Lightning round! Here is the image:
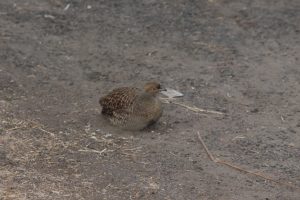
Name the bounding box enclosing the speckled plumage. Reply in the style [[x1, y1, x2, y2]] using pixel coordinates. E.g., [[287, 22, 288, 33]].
[[99, 82, 163, 130]]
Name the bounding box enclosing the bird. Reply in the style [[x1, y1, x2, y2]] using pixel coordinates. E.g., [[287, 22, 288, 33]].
[[99, 82, 164, 130]]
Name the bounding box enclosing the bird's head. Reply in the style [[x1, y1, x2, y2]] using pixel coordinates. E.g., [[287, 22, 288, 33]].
[[144, 82, 165, 95]]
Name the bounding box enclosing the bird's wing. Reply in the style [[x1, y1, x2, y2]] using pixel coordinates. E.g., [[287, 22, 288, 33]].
[[99, 87, 138, 115]]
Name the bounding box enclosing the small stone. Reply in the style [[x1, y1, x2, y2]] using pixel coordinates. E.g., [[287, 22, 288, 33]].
[[250, 108, 259, 113]]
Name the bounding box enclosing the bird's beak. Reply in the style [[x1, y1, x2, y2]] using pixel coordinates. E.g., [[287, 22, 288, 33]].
[[159, 87, 167, 92]]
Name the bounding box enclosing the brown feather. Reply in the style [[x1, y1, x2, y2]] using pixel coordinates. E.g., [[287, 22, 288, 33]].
[[99, 87, 138, 115], [99, 82, 163, 130]]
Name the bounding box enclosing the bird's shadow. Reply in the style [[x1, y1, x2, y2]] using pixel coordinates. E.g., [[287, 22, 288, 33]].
[[93, 113, 166, 137]]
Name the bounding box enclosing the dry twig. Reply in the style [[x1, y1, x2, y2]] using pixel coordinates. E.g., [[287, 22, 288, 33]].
[[161, 98, 224, 115], [35, 126, 56, 137], [196, 131, 300, 190], [78, 148, 112, 155]]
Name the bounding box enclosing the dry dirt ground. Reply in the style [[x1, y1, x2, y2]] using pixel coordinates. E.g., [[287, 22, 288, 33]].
[[0, 0, 300, 199]]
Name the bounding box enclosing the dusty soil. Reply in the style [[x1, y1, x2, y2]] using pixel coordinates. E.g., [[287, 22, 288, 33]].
[[1, 0, 300, 199]]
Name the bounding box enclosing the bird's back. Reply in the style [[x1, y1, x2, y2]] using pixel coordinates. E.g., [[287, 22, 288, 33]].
[[99, 87, 139, 115]]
